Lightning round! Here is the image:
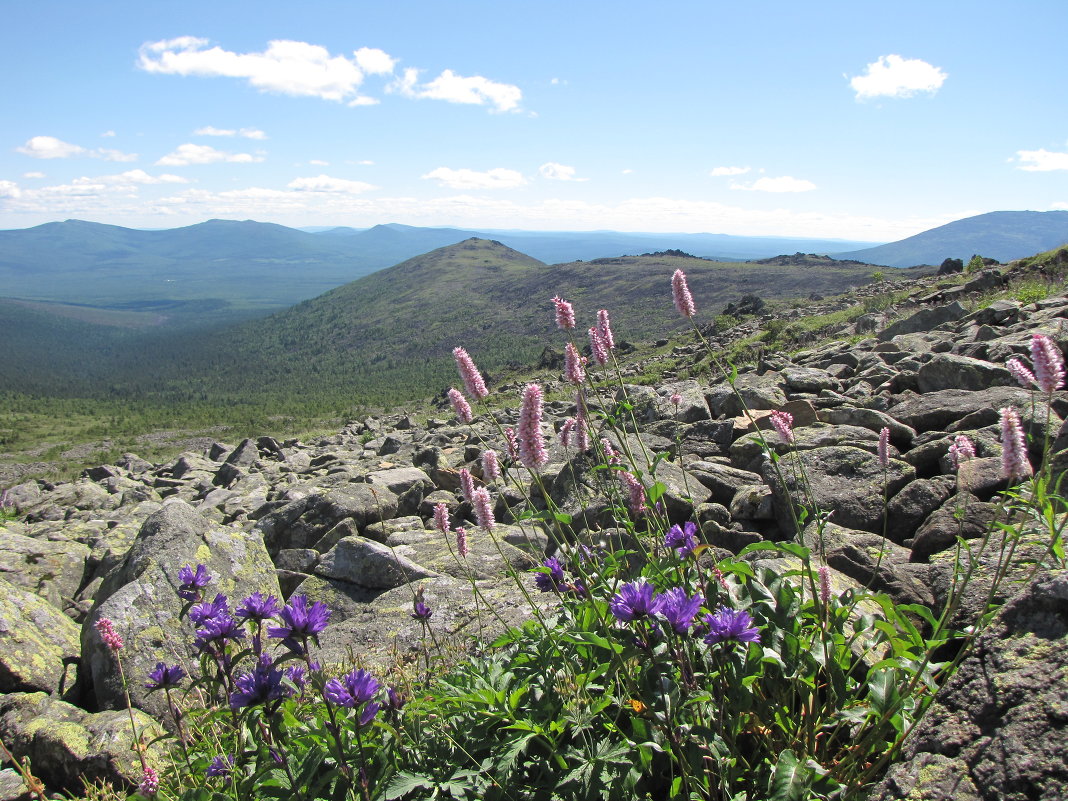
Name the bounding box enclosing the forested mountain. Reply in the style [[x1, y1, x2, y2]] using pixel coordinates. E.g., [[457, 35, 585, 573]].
[[835, 210, 1068, 267]]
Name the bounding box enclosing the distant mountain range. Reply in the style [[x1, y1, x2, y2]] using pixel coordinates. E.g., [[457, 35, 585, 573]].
[[0, 219, 876, 320], [836, 210, 1068, 267]]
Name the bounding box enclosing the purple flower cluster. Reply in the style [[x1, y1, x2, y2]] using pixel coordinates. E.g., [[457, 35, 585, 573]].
[[703, 607, 761, 646], [230, 654, 293, 709], [145, 662, 186, 692], [531, 556, 585, 596], [664, 521, 699, 558], [268, 594, 331, 653], [324, 668, 381, 727], [178, 563, 211, 601]]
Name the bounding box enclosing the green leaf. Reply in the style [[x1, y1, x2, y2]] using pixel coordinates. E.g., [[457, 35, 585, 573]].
[[382, 771, 435, 799], [647, 481, 669, 504], [769, 749, 812, 801]]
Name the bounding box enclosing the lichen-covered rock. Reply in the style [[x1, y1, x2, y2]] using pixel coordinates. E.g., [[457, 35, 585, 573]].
[[0, 530, 90, 610], [869, 570, 1068, 801], [0, 579, 81, 694], [84, 500, 280, 717], [384, 526, 536, 580], [0, 692, 165, 792], [315, 535, 439, 588]]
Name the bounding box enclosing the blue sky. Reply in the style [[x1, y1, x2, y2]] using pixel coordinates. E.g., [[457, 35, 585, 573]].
[[2, 0, 1066, 241]]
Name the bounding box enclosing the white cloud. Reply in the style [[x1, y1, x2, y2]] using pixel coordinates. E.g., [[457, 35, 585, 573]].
[[97, 169, 189, 185], [394, 67, 522, 112], [621, 168, 633, 175], [308, 159, 330, 166], [731, 176, 817, 193], [1015, 149, 1068, 172], [101, 130, 116, 138], [156, 143, 264, 166], [539, 162, 586, 181], [139, 37, 379, 103], [850, 54, 946, 100], [16, 136, 86, 159], [22, 171, 45, 179], [1052, 202, 1068, 210], [421, 167, 526, 189], [354, 47, 395, 75], [710, 166, 750, 177], [287, 175, 377, 193], [0, 180, 21, 199], [15, 135, 137, 162], [194, 126, 268, 139]]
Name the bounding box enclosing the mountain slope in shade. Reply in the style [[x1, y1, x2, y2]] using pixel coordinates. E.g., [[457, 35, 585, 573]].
[[835, 210, 1068, 268]]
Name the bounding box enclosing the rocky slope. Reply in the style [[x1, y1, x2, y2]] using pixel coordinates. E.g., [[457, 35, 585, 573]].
[[0, 262, 1066, 797]]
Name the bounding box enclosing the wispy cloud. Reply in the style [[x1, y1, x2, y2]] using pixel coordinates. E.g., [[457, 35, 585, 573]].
[[16, 135, 137, 162], [849, 55, 946, 100], [710, 166, 750, 177], [287, 175, 377, 193], [1014, 148, 1068, 172], [394, 68, 522, 113], [539, 162, 585, 181], [730, 176, 817, 193], [421, 167, 526, 189], [22, 172, 45, 179], [156, 143, 264, 166], [194, 126, 268, 140]]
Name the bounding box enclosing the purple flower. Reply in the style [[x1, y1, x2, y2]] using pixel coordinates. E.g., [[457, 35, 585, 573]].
[[518, 383, 549, 469], [878, 427, 891, 468], [1031, 333, 1066, 394], [230, 654, 289, 709], [770, 410, 794, 444], [236, 592, 280, 623], [359, 702, 382, 727], [658, 587, 704, 634], [672, 269, 696, 319], [448, 387, 473, 424], [411, 600, 432, 621], [472, 486, 495, 532], [387, 686, 406, 711], [323, 667, 380, 709], [205, 754, 234, 781], [188, 593, 231, 626], [610, 581, 663, 622], [551, 295, 576, 330], [564, 342, 586, 385], [268, 595, 331, 651], [285, 664, 309, 694], [145, 662, 186, 691], [177, 563, 211, 601], [999, 406, 1032, 480], [703, 607, 761, 646], [664, 521, 699, 558], [453, 347, 489, 400], [195, 614, 245, 649], [533, 557, 565, 593]]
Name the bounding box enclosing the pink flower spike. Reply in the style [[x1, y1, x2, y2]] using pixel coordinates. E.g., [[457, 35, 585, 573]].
[[589, 326, 609, 366], [670, 393, 683, 407], [878, 427, 890, 468], [481, 449, 501, 482], [433, 502, 450, 534], [671, 269, 696, 319], [139, 766, 160, 797], [1031, 334, 1065, 394], [564, 342, 586, 385], [559, 418, 575, 448], [619, 471, 647, 517], [1006, 357, 1036, 389], [948, 434, 976, 470], [456, 527, 469, 558], [597, 309, 615, 350], [551, 296, 576, 330], [95, 617, 124, 651], [447, 387, 473, 424], [818, 565, 832, 607], [459, 468, 476, 503], [518, 384, 549, 470], [574, 413, 590, 452], [769, 410, 794, 444], [601, 438, 620, 464], [999, 407, 1032, 480], [472, 487, 495, 532], [504, 427, 520, 461], [452, 347, 489, 400]]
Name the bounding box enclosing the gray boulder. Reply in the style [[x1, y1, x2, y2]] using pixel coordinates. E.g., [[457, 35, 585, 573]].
[[0, 579, 81, 694], [315, 535, 438, 589]]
